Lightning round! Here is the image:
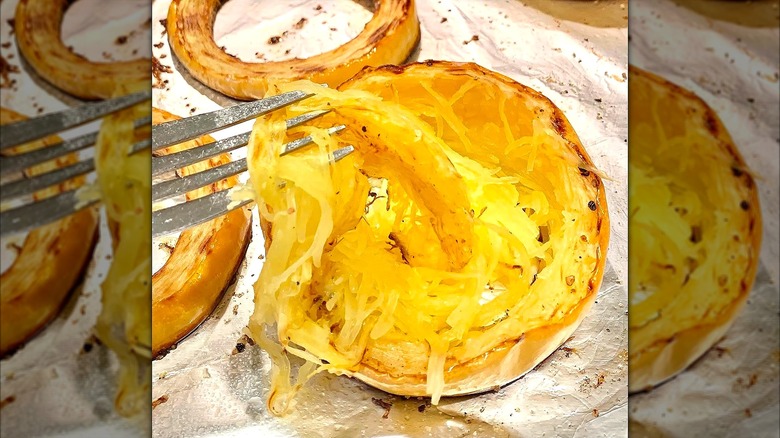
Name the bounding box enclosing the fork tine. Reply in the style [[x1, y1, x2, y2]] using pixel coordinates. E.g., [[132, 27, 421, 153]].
[[153, 189, 250, 238], [0, 116, 151, 177], [0, 189, 99, 237], [0, 91, 151, 150], [281, 125, 345, 156], [152, 145, 356, 237], [1, 119, 151, 201], [152, 124, 346, 203], [153, 158, 246, 203], [284, 109, 331, 129], [331, 145, 355, 162], [129, 137, 152, 154], [151, 90, 314, 151], [1, 158, 94, 200], [151, 109, 331, 177], [153, 132, 250, 177]]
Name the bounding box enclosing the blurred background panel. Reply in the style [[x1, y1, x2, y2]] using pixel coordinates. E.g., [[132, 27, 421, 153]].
[[520, 0, 628, 28], [628, 0, 779, 436], [0, 0, 151, 436]]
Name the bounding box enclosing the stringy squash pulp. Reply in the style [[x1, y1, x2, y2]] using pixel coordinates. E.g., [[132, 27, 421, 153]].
[[93, 101, 152, 417], [245, 62, 609, 414]]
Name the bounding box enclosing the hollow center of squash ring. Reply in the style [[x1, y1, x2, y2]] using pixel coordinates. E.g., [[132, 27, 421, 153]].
[[0, 233, 25, 275], [60, 0, 151, 63], [213, 0, 374, 63]]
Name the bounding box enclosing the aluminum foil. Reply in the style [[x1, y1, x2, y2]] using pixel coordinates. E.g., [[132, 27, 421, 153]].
[[0, 1, 150, 436], [150, 1, 629, 437], [628, 1, 780, 436]]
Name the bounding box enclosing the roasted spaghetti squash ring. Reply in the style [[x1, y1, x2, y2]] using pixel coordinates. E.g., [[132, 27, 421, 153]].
[[166, 0, 420, 100], [246, 61, 609, 413], [0, 107, 98, 357], [628, 66, 762, 393], [14, 0, 148, 99], [151, 108, 252, 358]]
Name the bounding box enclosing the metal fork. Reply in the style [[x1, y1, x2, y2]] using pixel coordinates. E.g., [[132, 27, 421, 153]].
[[0, 91, 152, 237], [150, 90, 354, 238]]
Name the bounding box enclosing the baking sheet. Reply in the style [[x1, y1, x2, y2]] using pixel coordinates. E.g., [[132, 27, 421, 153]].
[[628, 1, 780, 436], [0, 0, 150, 436], [150, 1, 629, 437]]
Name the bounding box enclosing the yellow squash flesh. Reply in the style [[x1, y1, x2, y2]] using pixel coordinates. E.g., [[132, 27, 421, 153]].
[[92, 101, 152, 417]]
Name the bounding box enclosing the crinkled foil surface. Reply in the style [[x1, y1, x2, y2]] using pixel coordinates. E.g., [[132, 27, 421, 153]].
[[150, 1, 629, 437], [628, 1, 780, 437], [0, 1, 150, 437]]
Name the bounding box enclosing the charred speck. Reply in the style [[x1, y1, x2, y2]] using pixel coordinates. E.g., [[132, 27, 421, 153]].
[[740, 200, 750, 210], [268, 36, 281, 44], [294, 17, 308, 30], [732, 166, 743, 177], [236, 342, 246, 353], [690, 226, 702, 243], [152, 395, 169, 409], [361, 126, 367, 132], [588, 200, 597, 211], [579, 168, 590, 176], [463, 35, 479, 45], [83, 342, 93, 353], [371, 397, 393, 419]]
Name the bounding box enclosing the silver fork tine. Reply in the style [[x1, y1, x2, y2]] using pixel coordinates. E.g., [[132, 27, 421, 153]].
[[284, 109, 332, 129], [152, 145, 355, 237], [152, 109, 331, 177], [281, 125, 345, 156], [1, 131, 151, 202], [153, 190, 250, 238], [153, 132, 249, 177], [153, 159, 245, 203], [152, 124, 346, 203], [1, 116, 151, 177], [151, 90, 313, 151], [2, 159, 94, 199], [0, 189, 99, 236], [0, 90, 151, 149]]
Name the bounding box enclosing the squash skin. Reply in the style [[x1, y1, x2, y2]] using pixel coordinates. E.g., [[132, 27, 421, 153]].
[[166, 0, 420, 100], [14, 0, 148, 99], [0, 107, 98, 357], [151, 108, 252, 358]]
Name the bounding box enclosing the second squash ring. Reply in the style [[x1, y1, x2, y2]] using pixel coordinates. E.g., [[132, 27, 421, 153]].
[[166, 0, 420, 100]]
